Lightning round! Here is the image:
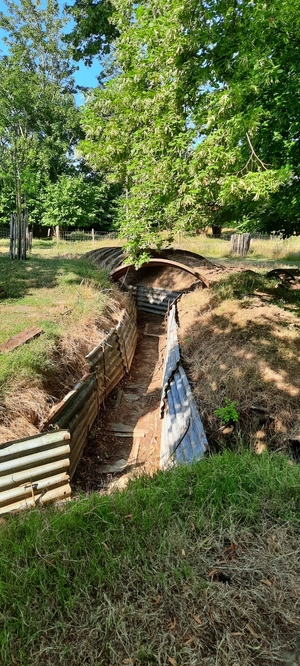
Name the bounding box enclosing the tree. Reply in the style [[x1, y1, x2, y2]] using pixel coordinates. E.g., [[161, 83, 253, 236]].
[[41, 173, 119, 229], [79, 0, 300, 259], [65, 0, 118, 67], [0, 0, 81, 228]]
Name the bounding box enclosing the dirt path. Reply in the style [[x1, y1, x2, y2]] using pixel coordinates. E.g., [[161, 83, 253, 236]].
[[72, 314, 166, 493]]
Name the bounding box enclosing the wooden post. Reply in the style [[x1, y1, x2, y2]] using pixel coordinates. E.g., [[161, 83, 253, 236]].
[[9, 213, 13, 259], [16, 175, 22, 260], [55, 225, 60, 244], [230, 233, 251, 256], [92, 228, 95, 246], [27, 230, 33, 253]]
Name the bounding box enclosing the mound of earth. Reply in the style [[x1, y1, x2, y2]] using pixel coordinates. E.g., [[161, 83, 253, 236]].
[[177, 275, 300, 454]]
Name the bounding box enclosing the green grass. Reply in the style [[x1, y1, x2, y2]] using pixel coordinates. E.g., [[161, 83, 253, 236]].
[[212, 271, 300, 317], [0, 450, 299, 665], [0, 250, 111, 399]]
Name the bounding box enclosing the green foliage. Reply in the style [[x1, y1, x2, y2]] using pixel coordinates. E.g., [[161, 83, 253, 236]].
[[0, 0, 81, 225], [79, 0, 300, 259], [65, 0, 118, 66], [214, 398, 239, 425], [41, 174, 116, 228]]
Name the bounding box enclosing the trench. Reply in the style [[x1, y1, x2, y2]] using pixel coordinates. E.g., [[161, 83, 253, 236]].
[[72, 314, 167, 493], [0, 253, 211, 515]]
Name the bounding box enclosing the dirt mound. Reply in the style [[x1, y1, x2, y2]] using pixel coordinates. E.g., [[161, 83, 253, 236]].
[[177, 277, 300, 453]]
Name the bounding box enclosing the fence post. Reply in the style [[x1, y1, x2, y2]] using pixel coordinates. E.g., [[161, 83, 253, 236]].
[[55, 225, 60, 244], [230, 233, 251, 256], [9, 214, 14, 259], [92, 228, 95, 246]]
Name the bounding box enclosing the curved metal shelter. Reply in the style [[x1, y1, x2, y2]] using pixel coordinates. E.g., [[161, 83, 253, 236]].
[[110, 257, 202, 282], [85, 246, 217, 276]]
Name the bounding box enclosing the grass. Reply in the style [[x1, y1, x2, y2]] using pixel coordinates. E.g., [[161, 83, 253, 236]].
[[179, 232, 300, 268], [0, 253, 110, 393], [0, 234, 300, 664], [178, 269, 300, 453], [0, 238, 126, 442], [0, 450, 299, 665]]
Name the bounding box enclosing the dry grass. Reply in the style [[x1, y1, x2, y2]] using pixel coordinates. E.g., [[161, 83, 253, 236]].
[[0, 239, 129, 443], [177, 273, 300, 452], [1, 452, 300, 666], [179, 233, 300, 268], [29, 525, 300, 666]]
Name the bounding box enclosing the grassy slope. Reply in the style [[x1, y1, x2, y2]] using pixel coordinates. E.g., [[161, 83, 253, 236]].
[[0, 237, 126, 443], [0, 239, 119, 400], [0, 451, 299, 665]]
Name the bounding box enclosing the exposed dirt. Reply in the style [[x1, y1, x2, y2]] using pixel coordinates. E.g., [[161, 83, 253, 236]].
[[0, 288, 130, 444], [125, 264, 198, 290], [177, 281, 300, 453], [72, 314, 166, 493], [121, 249, 229, 291]]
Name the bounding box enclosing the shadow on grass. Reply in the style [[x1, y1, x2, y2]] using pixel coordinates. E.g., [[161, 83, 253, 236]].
[[0, 253, 109, 300], [180, 272, 300, 453]]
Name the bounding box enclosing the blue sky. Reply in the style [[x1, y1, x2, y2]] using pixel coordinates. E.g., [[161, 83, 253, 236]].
[[0, 0, 100, 104]]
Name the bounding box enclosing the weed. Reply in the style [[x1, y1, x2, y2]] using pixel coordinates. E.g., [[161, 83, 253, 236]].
[[214, 398, 239, 424]]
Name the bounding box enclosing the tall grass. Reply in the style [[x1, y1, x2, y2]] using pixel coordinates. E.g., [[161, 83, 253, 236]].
[[180, 233, 300, 266]]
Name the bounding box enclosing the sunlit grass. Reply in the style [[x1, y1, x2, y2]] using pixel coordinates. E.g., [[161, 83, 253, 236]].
[[179, 232, 300, 267], [0, 451, 299, 665], [0, 249, 111, 399]]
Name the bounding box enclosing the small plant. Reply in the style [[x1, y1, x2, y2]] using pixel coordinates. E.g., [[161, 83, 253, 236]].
[[214, 398, 239, 424]]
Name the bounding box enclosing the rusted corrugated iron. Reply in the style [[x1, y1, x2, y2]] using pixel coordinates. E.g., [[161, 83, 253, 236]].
[[86, 328, 116, 369], [111, 257, 202, 283], [54, 299, 137, 479], [136, 285, 183, 315], [0, 294, 139, 513], [0, 430, 71, 514], [160, 304, 208, 468], [45, 374, 97, 430]]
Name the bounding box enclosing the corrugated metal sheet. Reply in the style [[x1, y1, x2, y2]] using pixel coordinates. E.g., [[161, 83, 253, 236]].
[[136, 285, 182, 315], [49, 298, 138, 480], [0, 430, 71, 514], [161, 303, 180, 405], [85, 247, 126, 271], [160, 304, 208, 468], [86, 328, 116, 368], [110, 257, 201, 282], [46, 374, 97, 430]]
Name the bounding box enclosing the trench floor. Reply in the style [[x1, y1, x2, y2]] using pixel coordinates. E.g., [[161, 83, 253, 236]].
[[72, 314, 166, 494]]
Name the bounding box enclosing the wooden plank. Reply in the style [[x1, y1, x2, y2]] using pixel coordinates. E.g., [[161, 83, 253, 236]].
[[0, 327, 43, 353], [110, 424, 142, 433]]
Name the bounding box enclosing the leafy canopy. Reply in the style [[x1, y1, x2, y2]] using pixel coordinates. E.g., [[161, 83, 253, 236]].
[[79, 0, 300, 258]]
